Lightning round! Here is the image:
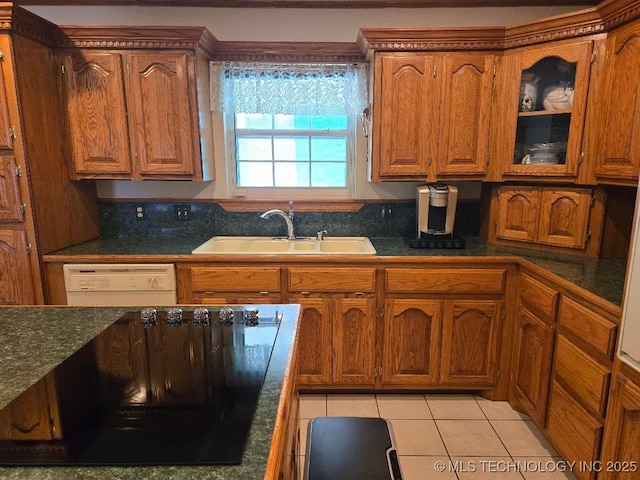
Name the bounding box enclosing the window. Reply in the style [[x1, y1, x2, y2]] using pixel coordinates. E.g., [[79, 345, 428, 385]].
[[211, 62, 367, 194], [235, 113, 349, 188]]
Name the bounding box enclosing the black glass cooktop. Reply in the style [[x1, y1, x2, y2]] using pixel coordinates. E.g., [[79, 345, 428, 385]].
[[0, 307, 280, 466]]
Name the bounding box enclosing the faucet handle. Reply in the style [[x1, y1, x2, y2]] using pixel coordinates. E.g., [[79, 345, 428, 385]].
[[288, 201, 294, 219], [316, 229, 327, 241]]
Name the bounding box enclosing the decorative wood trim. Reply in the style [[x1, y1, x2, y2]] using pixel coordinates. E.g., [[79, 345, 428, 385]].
[[211, 41, 365, 62], [0, 3, 62, 45], [57, 26, 218, 55], [358, 0, 640, 54]]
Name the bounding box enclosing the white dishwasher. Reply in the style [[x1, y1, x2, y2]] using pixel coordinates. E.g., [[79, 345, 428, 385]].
[[63, 263, 177, 306]]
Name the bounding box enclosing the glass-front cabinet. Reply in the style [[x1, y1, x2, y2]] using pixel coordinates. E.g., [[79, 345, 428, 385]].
[[502, 39, 593, 178]]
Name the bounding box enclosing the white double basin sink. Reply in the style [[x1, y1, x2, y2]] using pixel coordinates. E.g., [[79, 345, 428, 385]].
[[191, 236, 376, 255]]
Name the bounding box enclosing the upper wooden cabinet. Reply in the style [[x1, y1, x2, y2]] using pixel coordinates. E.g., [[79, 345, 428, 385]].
[[489, 184, 605, 256], [59, 27, 216, 181], [370, 52, 495, 181], [593, 20, 640, 184], [498, 39, 593, 180]]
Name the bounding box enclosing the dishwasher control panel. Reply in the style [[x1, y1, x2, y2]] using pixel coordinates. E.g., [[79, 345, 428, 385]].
[[63, 264, 177, 306]]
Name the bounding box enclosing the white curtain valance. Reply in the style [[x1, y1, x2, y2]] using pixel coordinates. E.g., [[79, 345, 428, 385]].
[[210, 61, 368, 116]]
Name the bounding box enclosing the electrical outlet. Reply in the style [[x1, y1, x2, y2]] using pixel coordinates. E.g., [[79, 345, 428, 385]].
[[174, 205, 191, 221], [380, 204, 395, 218], [135, 205, 145, 220]]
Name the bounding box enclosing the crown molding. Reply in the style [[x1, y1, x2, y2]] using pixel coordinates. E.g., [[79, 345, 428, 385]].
[[358, 0, 640, 55], [211, 41, 365, 62]]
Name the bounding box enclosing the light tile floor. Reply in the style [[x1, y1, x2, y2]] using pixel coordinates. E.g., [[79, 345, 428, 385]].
[[299, 393, 578, 480]]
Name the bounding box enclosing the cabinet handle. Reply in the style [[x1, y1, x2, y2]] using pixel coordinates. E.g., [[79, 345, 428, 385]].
[[14, 165, 21, 177], [428, 155, 432, 167], [9, 126, 16, 140], [301, 291, 311, 296], [354, 291, 364, 297], [20, 203, 27, 215], [259, 291, 269, 296], [433, 65, 437, 78], [26, 243, 32, 256]]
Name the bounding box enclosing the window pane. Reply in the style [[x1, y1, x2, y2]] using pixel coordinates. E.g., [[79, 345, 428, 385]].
[[274, 114, 311, 130], [238, 161, 273, 187], [311, 115, 348, 130], [312, 162, 346, 187], [236, 114, 272, 129], [274, 137, 309, 161], [237, 137, 273, 161], [311, 137, 347, 161], [274, 162, 309, 187]]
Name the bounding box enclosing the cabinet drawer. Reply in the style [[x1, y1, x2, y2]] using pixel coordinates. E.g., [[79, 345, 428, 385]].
[[288, 267, 375, 292], [385, 268, 505, 294], [558, 297, 617, 358], [519, 273, 558, 323], [190, 267, 280, 292], [553, 335, 610, 417], [545, 381, 603, 480]]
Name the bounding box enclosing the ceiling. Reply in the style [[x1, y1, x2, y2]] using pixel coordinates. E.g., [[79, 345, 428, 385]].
[[15, 0, 599, 7]]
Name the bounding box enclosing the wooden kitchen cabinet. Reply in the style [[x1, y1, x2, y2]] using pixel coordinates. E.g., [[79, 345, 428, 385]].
[[288, 267, 377, 388], [593, 19, 640, 184], [491, 185, 602, 255], [179, 265, 282, 305], [382, 267, 506, 389], [370, 52, 494, 181], [499, 38, 593, 179], [382, 298, 442, 387], [371, 53, 438, 181], [440, 300, 502, 386], [0, 156, 23, 222], [0, 229, 36, 304], [0, 8, 100, 305], [544, 296, 617, 480], [436, 53, 495, 177], [510, 273, 558, 427], [599, 370, 640, 480], [60, 27, 215, 181]]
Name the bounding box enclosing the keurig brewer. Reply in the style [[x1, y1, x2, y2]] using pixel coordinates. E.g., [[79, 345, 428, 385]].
[[411, 183, 465, 249]]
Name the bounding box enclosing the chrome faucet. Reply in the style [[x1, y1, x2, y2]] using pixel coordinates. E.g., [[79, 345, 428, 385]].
[[260, 201, 296, 240]]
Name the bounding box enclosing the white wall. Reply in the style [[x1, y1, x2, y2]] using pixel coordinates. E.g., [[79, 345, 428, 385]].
[[29, 5, 582, 201]]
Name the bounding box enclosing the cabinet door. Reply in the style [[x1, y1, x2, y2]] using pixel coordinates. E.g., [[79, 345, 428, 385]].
[[372, 53, 439, 180], [0, 156, 22, 222], [440, 300, 501, 386], [0, 229, 35, 304], [505, 40, 592, 177], [437, 54, 494, 176], [295, 297, 332, 386], [0, 52, 13, 150], [538, 187, 591, 249], [332, 297, 376, 386], [382, 298, 441, 386], [127, 52, 197, 179], [599, 373, 640, 480], [595, 21, 640, 182], [62, 51, 132, 176], [512, 305, 555, 427], [496, 186, 541, 243]]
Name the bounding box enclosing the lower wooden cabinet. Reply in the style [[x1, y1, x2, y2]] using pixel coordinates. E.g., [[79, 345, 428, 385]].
[[0, 229, 36, 305], [295, 295, 376, 388], [599, 371, 640, 480], [440, 300, 502, 386], [382, 298, 441, 387], [381, 298, 502, 388], [511, 305, 555, 426]]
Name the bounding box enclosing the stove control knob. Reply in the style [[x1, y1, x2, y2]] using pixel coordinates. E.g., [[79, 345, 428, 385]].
[[167, 307, 183, 327], [140, 307, 157, 328], [193, 307, 210, 327]]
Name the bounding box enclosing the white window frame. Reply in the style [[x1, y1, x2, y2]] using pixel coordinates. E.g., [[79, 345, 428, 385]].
[[224, 113, 357, 200]]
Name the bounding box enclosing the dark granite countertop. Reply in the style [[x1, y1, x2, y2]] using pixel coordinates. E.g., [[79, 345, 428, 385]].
[[0, 304, 300, 480], [43, 236, 628, 306]]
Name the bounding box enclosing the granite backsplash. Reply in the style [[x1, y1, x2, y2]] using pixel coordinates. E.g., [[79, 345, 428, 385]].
[[98, 201, 482, 240]]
